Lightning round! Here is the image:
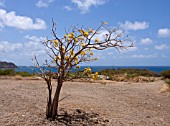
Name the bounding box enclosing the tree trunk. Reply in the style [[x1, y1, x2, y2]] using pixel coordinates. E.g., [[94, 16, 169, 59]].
[[46, 81, 52, 119], [51, 76, 63, 120]]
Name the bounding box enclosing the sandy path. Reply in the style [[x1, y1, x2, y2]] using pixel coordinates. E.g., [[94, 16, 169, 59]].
[[0, 78, 170, 126]]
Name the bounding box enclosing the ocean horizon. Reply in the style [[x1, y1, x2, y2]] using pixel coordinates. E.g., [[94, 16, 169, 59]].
[[16, 66, 170, 74]]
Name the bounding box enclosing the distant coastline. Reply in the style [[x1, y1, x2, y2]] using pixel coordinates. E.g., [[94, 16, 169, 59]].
[[0, 61, 17, 69], [16, 66, 170, 74]]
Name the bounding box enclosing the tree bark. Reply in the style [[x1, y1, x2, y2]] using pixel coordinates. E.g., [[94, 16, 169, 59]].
[[46, 80, 52, 119], [51, 76, 63, 120]]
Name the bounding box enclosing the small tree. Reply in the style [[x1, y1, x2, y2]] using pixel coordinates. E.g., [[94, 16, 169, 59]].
[[33, 21, 133, 120]]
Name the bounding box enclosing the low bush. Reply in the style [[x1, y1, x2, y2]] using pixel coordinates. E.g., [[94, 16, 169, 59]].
[[0, 69, 15, 76], [165, 79, 170, 88], [0, 69, 34, 77], [98, 68, 159, 78], [16, 71, 34, 77], [161, 70, 170, 79]]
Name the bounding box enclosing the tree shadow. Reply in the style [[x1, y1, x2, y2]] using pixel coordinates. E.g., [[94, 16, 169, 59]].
[[55, 108, 109, 126]]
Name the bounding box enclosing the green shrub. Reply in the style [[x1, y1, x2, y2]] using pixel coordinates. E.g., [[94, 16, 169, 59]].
[[116, 68, 159, 77], [98, 69, 116, 78], [0, 69, 15, 76], [0, 69, 34, 77], [98, 68, 159, 78], [161, 70, 170, 79], [16, 71, 33, 77], [165, 79, 170, 87]]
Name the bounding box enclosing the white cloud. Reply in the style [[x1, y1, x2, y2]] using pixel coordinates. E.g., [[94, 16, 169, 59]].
[[126, 47, 138, 52], [25, 35, 46, 42], [0, 36, 47, 65], [132, 54, 158, 58], [120, 21, 149, 31], [63, 6, 73, 11], [154, 44, 169, 50], [92, 30, 109, 41], [36, 0, 54, 8], [0, 9, 47, 30], [0, 41, 23, 52], [140, 38, 152, 45], [158, 28, 170, 38], [71, 0, 106, 14], [0, 36, 46, 53], [0, 0, 5, 6]]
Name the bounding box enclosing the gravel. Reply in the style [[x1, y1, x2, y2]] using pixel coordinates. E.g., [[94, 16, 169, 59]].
[[0, 78, 170, 126]]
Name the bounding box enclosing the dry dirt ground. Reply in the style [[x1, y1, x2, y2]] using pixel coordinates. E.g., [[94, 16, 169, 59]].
[[0, 77, 170, 126]]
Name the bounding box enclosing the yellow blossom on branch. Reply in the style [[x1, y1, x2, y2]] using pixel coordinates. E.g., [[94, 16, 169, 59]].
[[80, 43, 85, 47], [74, 56, 78, 61], [80, 51, 86, 55], [62, 47, 65, 51], [76, 66, 80, 69], [95, 38, 100, 42], [65, 56, 70, 61], [95, 72, 98, 76], [70, 49, 74, 56], [88, 29, 93, 33], [90, 52, 93, 56], [84, 67, 91, 75], [68, 32, 74, 39], [56, 55, 61, 60], [67, 37, 71, 42], [103, 22, 107, 25], [89, 48, 92, 51], [83, 31, 89, 37], [75, 38, 78, 43], [64, 35, 67, 38], [94, 58, 98, 60], [53, 40, 58, 43], [92, 72, 98, 80]]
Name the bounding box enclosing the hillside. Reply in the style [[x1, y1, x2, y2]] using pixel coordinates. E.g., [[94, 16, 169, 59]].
[[0, 61, 17, 68]]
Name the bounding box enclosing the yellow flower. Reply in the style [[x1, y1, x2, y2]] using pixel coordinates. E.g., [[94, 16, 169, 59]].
[[103, 22, 107, 24], [68, 32, 74, 39], [70, 49, 74, 56], [86, 58, 90, 61], [83, 31, 89, 37], [84, 67, 91, 73], [75, 38, 78, 43], [95, 72, 98, 76], [67, 37, 71, 42], [53, 40, 58, 47], [74, 56, 78, 61], [79, 30, 84, 34], [80, 51, 86, 55], [56, 55, 61, 60], [53, 40, 58, 43], [95, 38, 100, 42], [90, 52, 93, 56], [89, 48, 92, 52], [88, 29, 93, 33], [54, 43, 58, 47], [92, 75, 96, 80], [62, 47, 65, 51], [94, 58, 98, 60], [76, 66, 80, 69], [64, 35, 67, 38], [81, 43, 85, 47], [65, 56, 70, 61]]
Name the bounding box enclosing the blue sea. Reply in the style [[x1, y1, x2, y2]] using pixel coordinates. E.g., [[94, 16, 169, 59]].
[[16, 66, 170, 74]]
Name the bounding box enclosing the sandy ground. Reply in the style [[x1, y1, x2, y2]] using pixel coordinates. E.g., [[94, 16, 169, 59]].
[[0, 77, 170, 126]]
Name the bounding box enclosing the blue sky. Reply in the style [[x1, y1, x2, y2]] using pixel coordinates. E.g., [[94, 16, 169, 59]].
[[0, 0, 170, 66]]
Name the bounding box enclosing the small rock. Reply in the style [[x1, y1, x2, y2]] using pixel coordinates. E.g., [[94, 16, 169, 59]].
[[146, 115, 151, 118]]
